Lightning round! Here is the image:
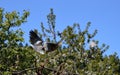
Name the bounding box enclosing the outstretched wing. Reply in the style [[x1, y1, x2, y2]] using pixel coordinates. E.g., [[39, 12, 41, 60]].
[[44, 42, 57, 52], [29, 30, 45, 54], [29, 30, 43, 45], [43, 38, 63, 52]]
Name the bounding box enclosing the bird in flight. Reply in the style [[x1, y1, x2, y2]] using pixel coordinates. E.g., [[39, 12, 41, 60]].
[[29, 30, 63, 54]]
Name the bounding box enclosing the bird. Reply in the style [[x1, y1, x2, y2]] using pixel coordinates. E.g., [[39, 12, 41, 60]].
[[29, 30, 44, 54], [89, 41, 97, 48], [29, 30, 63, 54]]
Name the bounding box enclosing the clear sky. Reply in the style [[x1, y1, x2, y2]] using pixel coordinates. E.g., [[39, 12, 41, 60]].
[[0, 0, 120, 57]]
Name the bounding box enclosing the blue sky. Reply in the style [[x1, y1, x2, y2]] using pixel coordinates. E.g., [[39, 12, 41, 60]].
[[0, 0, 120, 57]]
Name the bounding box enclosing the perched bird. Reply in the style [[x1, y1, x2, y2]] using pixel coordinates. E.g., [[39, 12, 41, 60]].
[[29, 30, 63, 54], [89, 41, 97, 48]]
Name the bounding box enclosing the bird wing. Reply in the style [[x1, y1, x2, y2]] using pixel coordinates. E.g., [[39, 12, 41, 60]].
[[43, 38, 63, 52], [29, 30, 43, 45], [30, 30, 45, 54], [43, 42, 57, 52]]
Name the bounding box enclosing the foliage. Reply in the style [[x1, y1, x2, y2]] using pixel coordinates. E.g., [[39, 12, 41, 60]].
[[0, 8, 120, 75], [0, 8, 36, 75]]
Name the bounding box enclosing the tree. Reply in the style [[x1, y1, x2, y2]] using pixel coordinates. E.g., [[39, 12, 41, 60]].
[[0, 8, 120, 75], [29, 8, 120, 75], [0, 8, 37, 75]]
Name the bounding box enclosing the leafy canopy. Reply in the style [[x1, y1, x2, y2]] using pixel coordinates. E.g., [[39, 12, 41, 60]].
[[0, 8, 120, 75]]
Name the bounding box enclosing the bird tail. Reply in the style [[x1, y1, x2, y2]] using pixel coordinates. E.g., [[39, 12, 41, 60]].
[[57, 38, 64, 46]]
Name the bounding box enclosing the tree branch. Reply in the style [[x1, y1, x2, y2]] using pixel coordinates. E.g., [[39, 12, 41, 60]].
[[11, 66, 59, 75]]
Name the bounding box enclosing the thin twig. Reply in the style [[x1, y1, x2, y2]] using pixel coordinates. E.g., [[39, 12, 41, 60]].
[[11, 66, 59, 74]]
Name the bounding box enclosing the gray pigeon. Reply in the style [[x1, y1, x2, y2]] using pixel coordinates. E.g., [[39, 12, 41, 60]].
[[29, 30, 63, 54]]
